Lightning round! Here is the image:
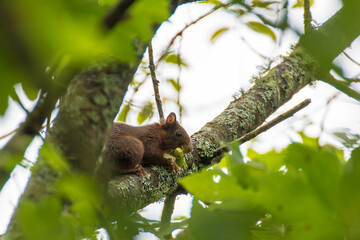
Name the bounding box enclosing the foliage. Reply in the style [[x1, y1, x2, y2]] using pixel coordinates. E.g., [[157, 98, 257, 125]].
[[179, 133, 360, 239], [0, 0, 170, 115]]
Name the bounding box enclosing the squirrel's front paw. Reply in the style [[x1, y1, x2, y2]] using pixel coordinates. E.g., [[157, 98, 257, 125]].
[[170, 162, 180, 174], [135, 165, 147, 177]]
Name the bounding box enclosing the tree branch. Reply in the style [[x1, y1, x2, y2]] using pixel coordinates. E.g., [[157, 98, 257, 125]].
[[298, 1, 360, 73], [160, 193, 177, 239], [101, 0, 136, 31], [304, 0, 313, 34], [213, 99, 311, 153], [322, 74, 360, 101], [148, 41, 165, 120]]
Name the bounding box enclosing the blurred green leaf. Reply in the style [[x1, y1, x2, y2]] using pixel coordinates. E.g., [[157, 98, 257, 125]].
[[165, 54, 188, 67], [124, 0, 169, 42], [284, 143, 343, 208], [19, 197, 74, 240], [298, 131, 319, 147], [0, 0, 170, 112], [117, 104, 131, 122], [137, 101, 153, 124], [252, 1, 279, 9], [210, 27, 229, 44], [57, 175, 102, 227], [182, 134, 351, 239], [246, 21, 276, 42], [0, 74, 16, 115], [247, 148, 284, 171], [292, 0, 314, 8], [57, 175, 102, 205], [186, 198, 262, 240], [180, 167, 256, 207], [338, 146, 360, 238], [21, 82, 40, 101], [39, 142, 70, 173], [167, 79, 181, 91]]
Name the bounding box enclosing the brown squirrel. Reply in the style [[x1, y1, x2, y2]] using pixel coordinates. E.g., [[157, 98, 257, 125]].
[[106, 112, 193, 176]]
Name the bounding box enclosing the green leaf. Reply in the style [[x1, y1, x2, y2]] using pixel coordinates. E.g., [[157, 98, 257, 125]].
[[19, 197, 74, 240], [247, 148, 284, 171], [187, 198, 262, 240], [137, 101, 153, 124], [125, 0, 169, 41], [56, 175, 102, 227], [117, 104, 131, 122], [284, 143, 343, 208], [252, 1, 280, 9], [20, 82, 40, 101], [298, 131, 319, 147], [39, 142, 70, 173], [0, 72, 16, 115], [210, 27, 229, 44], [292, 0, 314, 8], [180, 167, 257, 208], [246, 21, 276, 42], [339, 147, 360, 237], [165, 54, 188, 67], [183, 134, 349, 239], [167, 79, 181, 91]]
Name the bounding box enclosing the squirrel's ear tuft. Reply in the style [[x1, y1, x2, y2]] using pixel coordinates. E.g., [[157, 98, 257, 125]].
[[166, 112, 176, 125]]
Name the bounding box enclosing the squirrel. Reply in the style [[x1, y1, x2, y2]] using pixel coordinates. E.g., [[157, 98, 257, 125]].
[[106, 112, 193, 176]]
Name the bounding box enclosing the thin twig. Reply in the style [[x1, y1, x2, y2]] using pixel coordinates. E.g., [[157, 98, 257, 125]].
[[148, 41, 164, 120], [304, 0, 313, 34], [213, 99, 311, 153], [343, 51, 360, 67], [240, 36, 268, 59], [322, 73, 360, 102], [0, 118, 56, 140], [157, 3, 229, 64], [0, 129, 17, 140], [319, 93, 339, 143], [176, 36, 183, 123]]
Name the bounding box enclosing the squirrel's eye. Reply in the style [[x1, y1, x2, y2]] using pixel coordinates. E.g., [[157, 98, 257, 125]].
[[176, 131, 182, 137]]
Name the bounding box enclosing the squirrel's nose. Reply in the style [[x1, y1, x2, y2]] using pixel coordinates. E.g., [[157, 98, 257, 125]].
[[185, 141, 194, 153]]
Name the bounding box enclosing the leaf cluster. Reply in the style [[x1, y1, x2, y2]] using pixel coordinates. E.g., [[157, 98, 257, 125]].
[[0, 0, 170, 115], [179, 133, 360, 239]]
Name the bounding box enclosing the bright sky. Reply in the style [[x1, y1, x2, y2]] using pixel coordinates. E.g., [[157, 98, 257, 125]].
[[0, 0, 359, 238]]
